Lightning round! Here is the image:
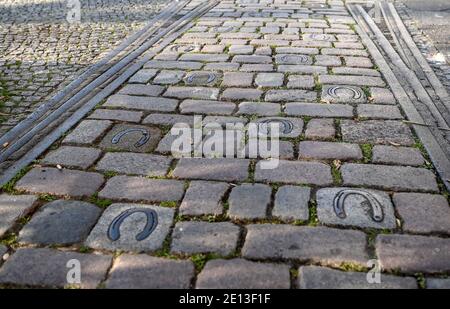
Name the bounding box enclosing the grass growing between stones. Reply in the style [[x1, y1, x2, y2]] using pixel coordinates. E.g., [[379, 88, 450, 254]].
[[0, 233, 17, 247], [0, 166, 32, 194], [308, 200, 319, 227], [88, 193, 112, 209], [331, 164, 343, 185], [360, 143, 373, 163], [415, 273, 426, 289], [38, 193, 58, 202], [337, 262, 368, 273], [160, 201, 178, 208], [190, 253, 222, 272]]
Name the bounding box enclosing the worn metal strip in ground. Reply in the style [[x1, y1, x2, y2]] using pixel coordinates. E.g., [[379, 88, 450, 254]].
[[0, 0, 220, 186], [347, 3, 450, 190]]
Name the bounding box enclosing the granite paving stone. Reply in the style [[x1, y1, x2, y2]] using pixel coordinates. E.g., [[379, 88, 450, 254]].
[[285, 103, 354, 118], [298, 266, 417, 289], [171, 222, 240, 255], [42, 146, 102, 169], [103, 94, 178, 112], [242, 225, 368, 266], [273, 186, 310, 221], [0, 194, 37, 237], [173, 158, 250, 182], [372, 146, 425, 166], [95, 153, 172, 177], [228, 183, 272, 220], [304, 119, 336, 140], [298, 141, 363, 161], [98, 176, 185, 202], [118, 84, 164, 97], [427, 279, 450, 289], [196, 259, 291, 289], [179, 181, 229, 216], [105, 255, 194, 289], [18, 200, 102, 245], [99, 124, 162, 153], [0, 248, 111, 289], [88, 109, 143, 123], [393, 193, 450, 234], [85, 203, 174, 252], [63, 120, 112, 145], [16, 167, 104, 197]]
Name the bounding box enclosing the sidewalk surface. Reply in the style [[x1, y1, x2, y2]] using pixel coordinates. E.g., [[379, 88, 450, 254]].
[[0, 0, 449, 289]]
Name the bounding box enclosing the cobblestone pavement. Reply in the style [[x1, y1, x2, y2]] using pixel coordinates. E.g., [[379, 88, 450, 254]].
[[0, 0, 449, 289], [0, 0, 170, 135]]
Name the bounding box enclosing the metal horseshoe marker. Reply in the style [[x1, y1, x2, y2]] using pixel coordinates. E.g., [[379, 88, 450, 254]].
[[107, 208, 158, 242], [333, 189, 384, 222], [111, 128, 150, 148]]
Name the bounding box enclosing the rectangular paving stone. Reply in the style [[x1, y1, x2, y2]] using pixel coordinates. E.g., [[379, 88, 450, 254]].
[[153, 70, 185, 85], [341, 164, 439, 192], [196, 259, 290, 289], [255, 73, 284, 87], [228, 183, 272, 220], [144, 60, 203, 70], [370, 87, 397, 104], [179, 53, 230, 62], [204, 62, 240, 71], [221, 88, 263, 101], [357, 105, 403, 120], [332, 67, 381, 77], [305, 118, 336, 140], [322, 48, 368, 57], [18, 200, 101, 246], [237, 102, 281, 116], [341, 120, 415, 146], [118, 84, 165, 97], [393, 193, 450, 234], [265, 90, 316, 102], [171, 222, 240, 255], [319, 75, 385, 87], [16, 167, 104, 197], [0, 248, 111, 288], [240, 64, 274, 72], [180, 181, 229, 216], [222, 72, 254, 87], [173, 158, 250, 182], [229, 45, 254, 55], [298, 141, 363, 161], [98, 176, 185, 202], [273, 186, 310, 221], [143, 113, 195, 127], [95, 153, 172, 177], [287, 75, 315, 89], [0, 194, 37, 237], [232, 55, 272, 64], [372, 146, 425, 166], [63, 120, 112, 145], [321, 85, 367, 104], [105, 255, 194, 289], [88, 109, 143, 123], [278, 65, 328, 74], [242, 225, 368, 266], [427, 278, 450, 289], [255, 160, 333, 186], [316, 187, 396, 229], [250, 39, 290, 46], [180, 99, 236, 115], [99, 124, 161, 153], [164, 86, 220, 100], [344, 56, 373, 68], [376, 234, 450, 273], [103, 94, 178, 112], [129, 69, 158, 83], [298, 266, 417, 289], [276, 47, 319, 55], [85, 203, 174, 252], [43, 146, 102, 169]]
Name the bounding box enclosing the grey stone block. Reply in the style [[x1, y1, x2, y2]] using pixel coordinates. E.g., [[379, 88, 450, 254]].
[[171, 222, 240, 255], [180, 181, 229, 216], [129, 69, 158, 83], [196, 259, 291, 289], [221, 88, 263, 101], [242, 225, 368, 265], [316, 187, 396, 229], [63, 120, 112, 145], [275, 54, 313, 65], [228, 183, 272, 220], [99, 176, 185, 202], [273, 186, 310, 221], [0, 248, 111, 288], [299, 266, 417, 289], [104, 94, 178, 112], [0, 194, 37, 237], [95, 153, 172, 177], [305, 118, 336, 140], [255, 160, 333, 186], [153, 70, 185, 85], [19, 200, 101, 245], [372, 146, 424, 166], [285, 103, 354, 118], [164, 86, 220, 100], [265, 89, 316, 102], [43, 146, 102, 169], [105, 255, 194, 289], [142, 114, 195, 127], [287, 75, 315, 89], [88, 109, 143, 123], [173, 158, 250, 182], [357, 105, 403, 120], [118, 84, 164, 97], [16, 167, 104, 197], [99, 124, 162, 153], [321, 85, 366, 103], [85, 203, 174, 252], [298, 141, 363, 161], [255, 73, 284, 87], [427, 278, 450, 289]]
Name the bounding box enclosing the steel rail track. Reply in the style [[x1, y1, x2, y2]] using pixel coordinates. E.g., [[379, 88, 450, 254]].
[[347, 3, 450, 191]]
